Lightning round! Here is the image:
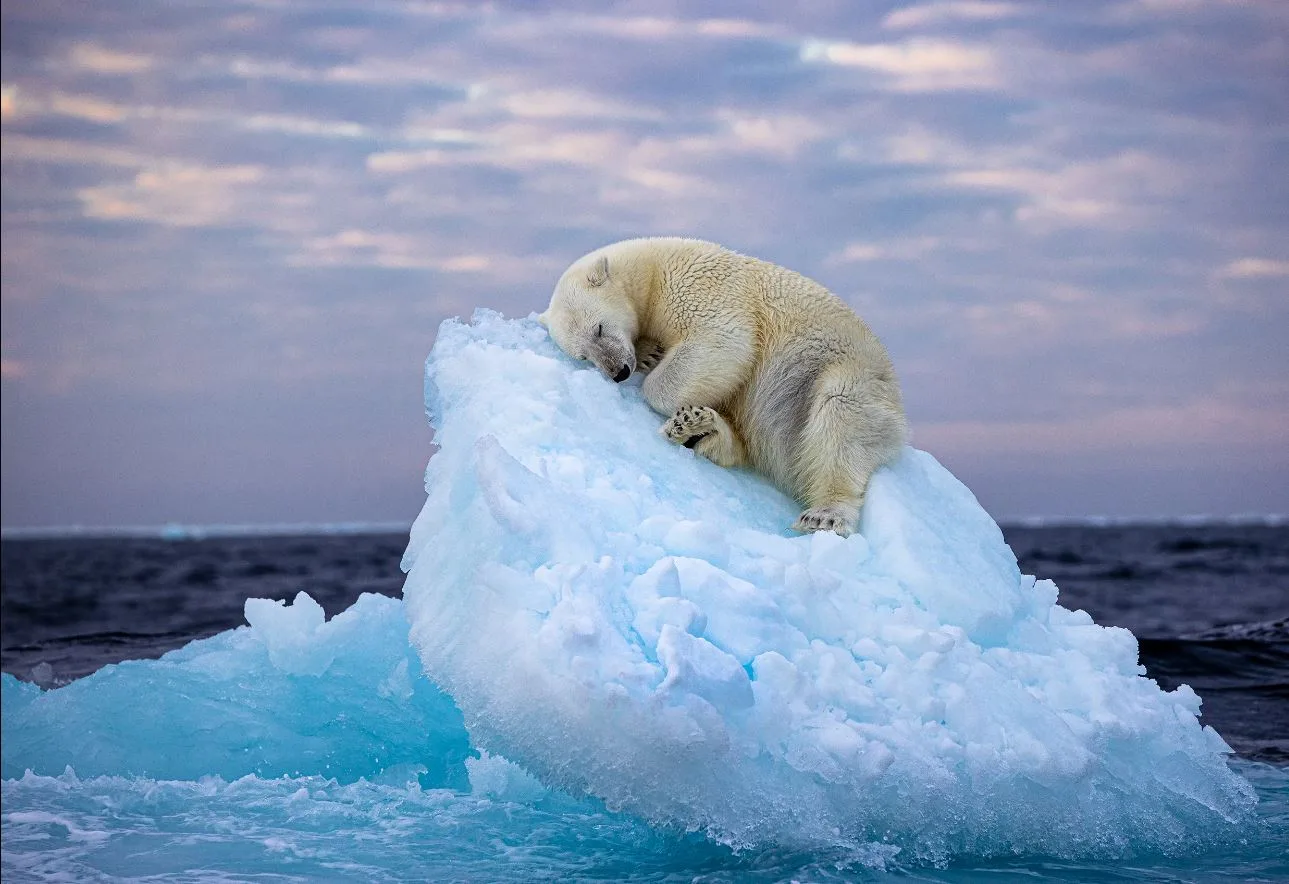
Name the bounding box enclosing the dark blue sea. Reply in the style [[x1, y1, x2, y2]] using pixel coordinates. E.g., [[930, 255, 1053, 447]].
[[2, 523, 1286, 881]]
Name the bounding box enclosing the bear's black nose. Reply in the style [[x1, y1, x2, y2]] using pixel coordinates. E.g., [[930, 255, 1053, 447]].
[[613, 365, 631, 383]]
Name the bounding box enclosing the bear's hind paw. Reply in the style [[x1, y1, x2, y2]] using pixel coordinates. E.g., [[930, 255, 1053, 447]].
[[793, 506, 857, 537]]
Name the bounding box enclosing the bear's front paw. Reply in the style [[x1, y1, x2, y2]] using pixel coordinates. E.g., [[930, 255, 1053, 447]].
[[793, 506, 856, 537], [661, 405, 718, 449], [635, 338, 666, 374]]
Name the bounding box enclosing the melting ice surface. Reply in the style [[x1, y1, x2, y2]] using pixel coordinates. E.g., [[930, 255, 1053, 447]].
[[2, 309, 1284, 882]]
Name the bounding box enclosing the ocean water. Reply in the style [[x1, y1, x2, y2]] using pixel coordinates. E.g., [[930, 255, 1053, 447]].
[[2, 524, 1286, 882]]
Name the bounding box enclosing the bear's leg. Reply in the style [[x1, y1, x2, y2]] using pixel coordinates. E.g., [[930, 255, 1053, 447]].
[[792, 378, 905, 537], [642, 333, 757, 417], [660, 405, 747, 468]]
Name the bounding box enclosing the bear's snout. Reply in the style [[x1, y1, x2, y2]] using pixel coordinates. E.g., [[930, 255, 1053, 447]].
[[613, 365, 631, 383]]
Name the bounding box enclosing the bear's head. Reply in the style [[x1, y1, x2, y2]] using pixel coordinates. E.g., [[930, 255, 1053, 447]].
[[539, 253, 637, 383]]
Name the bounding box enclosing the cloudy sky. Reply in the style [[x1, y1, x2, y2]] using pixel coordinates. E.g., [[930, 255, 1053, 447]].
[[2, 0, 1286, 529]]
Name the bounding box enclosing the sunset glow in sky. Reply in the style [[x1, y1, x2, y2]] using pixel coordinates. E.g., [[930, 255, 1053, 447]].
[[2, 1, 1287, 529]]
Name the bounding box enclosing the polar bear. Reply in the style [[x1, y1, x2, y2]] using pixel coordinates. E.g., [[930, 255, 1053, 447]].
[[539, 237, 907, 536]]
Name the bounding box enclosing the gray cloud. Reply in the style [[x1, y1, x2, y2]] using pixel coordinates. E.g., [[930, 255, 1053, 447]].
[[2, 0, 1286, 527]]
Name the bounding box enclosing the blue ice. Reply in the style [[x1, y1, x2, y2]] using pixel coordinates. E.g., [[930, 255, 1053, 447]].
[[3, 593, 470, 787]]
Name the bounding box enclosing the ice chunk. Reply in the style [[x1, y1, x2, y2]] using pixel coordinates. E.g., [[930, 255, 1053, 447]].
[[401, 310, 1258, 862], [1, 594, 471, 787], [656, 624, 754, 710], [244, 591, 335, 676], [466, 749, 549, 803]]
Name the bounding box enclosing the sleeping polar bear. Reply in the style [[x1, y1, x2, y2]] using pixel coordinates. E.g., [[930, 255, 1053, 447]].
[[539, 237, 907, 537]]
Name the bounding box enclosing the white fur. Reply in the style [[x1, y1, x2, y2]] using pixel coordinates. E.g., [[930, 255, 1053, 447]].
[[541, 237, 907, 536]]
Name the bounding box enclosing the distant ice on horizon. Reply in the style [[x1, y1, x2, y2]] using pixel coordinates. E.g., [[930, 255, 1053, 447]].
[[0, 520, 415, 541]]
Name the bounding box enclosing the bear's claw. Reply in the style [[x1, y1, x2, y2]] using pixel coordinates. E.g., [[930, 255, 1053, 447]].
[[636, 339, 666, 374]]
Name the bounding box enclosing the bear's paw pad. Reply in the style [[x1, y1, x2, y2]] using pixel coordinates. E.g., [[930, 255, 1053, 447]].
[[661, 405, 718, 449]]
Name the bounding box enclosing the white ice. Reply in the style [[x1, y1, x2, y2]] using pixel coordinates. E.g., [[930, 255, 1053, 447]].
[[401, 310, 1257, 862]]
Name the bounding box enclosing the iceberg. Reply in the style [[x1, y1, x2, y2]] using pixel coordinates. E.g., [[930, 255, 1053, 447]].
[[400, 309, 1257, 862]]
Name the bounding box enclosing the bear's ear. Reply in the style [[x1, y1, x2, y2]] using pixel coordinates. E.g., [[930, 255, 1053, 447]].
[[586, 255, 610, 288], [536, 310, 550, 328]]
